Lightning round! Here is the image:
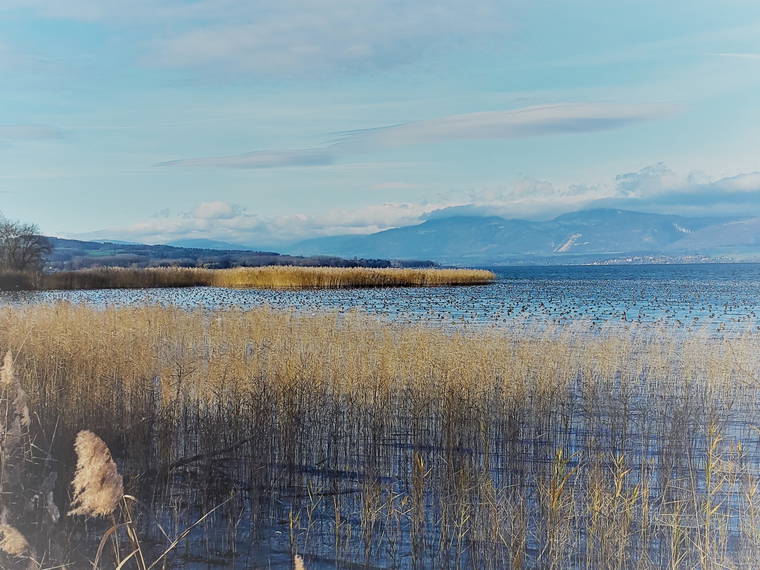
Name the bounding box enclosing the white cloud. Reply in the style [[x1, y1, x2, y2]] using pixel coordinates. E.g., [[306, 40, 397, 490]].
[[193, 201, 238, 219], [614, 162, 680, 196], [159, 102, 677, 169], [715, 172, 760, 192], [592, 165, 760, 216], [609, 164, 760, 201], [72, 200, 437, 246]]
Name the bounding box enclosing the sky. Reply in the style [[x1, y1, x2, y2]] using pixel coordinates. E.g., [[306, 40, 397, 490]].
[[2, 0, 760, 248]]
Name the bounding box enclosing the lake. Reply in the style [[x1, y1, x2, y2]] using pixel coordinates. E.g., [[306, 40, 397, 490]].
[[2, 263, 760, 568], [3, 263, 760, 333]]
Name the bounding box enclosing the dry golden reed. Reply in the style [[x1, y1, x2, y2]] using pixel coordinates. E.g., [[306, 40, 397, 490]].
[[1, 350, 13, 386], [0, 303, 757, 566], [1, 350, 30, 428], [39, 265, 495, 290], [208, 266, 495, 289], [68, 430, 124, 518]]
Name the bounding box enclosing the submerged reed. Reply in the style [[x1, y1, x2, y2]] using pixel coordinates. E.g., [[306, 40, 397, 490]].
[[0, 303, 757, 567]]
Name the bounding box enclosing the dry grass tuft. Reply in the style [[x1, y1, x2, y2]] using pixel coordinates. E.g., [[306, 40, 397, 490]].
[[68, 430, 124, 518]]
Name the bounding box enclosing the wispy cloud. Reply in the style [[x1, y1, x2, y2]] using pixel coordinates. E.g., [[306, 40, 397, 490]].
[[0, 124, 62, 141], [153, 1, 508, 75], [336, 103, 676, 149], [0, 0, 179, 22], [5, 1, 510, 75], [708, 52, 760, 60], [159, 102, 677, 169], [159, 148, 333, 169]]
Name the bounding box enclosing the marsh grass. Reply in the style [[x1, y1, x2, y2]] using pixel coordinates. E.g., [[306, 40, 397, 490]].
[[36, 266, 496, 290], [0, 303, 758, 567]]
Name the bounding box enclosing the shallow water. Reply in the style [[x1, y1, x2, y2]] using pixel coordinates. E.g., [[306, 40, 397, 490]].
[[4, 263, 760, 568], [2, 263, 760, 333]]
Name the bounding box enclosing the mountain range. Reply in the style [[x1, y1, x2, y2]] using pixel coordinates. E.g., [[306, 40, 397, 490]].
[[45, 237, 433, 271], [291, 209, 760, 265]]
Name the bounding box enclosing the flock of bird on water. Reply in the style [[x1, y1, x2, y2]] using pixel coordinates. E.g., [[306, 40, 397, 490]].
[[4, 274, 758, 335]]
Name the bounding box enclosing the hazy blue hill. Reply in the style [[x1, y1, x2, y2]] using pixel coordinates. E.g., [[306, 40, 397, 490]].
[[543, 209, 728, 253], [45, 237, 431, 270], [667, 217, 760, 253], [50, 208, 754, 270], [292, 208, 745, 264], [92, 239, 145, 245]]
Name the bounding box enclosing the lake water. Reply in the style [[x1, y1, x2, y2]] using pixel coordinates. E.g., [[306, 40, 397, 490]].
[[5, 263, 760, 568], [2, 263, 760, 333]]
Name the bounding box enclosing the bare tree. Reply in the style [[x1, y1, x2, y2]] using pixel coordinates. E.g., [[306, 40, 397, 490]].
[[0, 216, 52, 272]]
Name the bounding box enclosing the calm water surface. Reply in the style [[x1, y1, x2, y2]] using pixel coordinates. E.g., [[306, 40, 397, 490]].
[[4, 263, 760, 568], [2, 263, 759, 332]]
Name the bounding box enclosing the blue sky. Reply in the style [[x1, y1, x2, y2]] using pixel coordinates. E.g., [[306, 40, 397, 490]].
[[2, 0, 760, 247]]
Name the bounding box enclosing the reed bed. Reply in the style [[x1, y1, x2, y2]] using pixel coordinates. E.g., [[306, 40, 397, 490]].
[[0, 270, 38, 290], [43, 266, 211, 289], [37, 266, 496, 290], [209, 266, 496, 289], [0, 303, 758, 568]]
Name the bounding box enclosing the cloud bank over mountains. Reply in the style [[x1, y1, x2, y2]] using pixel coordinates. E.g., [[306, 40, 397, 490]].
[[597, 165, 760, 216], [73, 163, 760, 247]]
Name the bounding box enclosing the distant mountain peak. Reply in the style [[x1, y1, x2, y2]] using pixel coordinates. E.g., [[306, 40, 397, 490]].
[[291, 208, 747, 265]]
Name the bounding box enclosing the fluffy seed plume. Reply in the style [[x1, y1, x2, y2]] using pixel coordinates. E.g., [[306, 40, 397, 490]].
[[0, 524, 31, 556], [68, 431, 124, 517]]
